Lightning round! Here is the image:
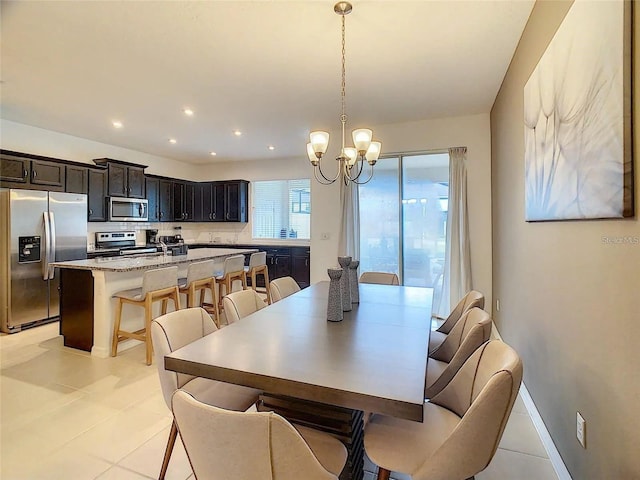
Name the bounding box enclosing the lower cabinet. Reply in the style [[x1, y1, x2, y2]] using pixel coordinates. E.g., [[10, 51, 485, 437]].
[[290, 247, 311, 288], [60, 269, 94, 351]]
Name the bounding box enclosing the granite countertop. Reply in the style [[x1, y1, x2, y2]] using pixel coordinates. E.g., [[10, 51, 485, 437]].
[[51, 247, 257, 272]]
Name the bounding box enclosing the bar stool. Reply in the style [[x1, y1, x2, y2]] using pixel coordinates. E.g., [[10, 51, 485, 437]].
[[178, 260, 220, 328], [214, 255, 246, 310], [111, 266, 180, 365], [243, 251, 271, 304]]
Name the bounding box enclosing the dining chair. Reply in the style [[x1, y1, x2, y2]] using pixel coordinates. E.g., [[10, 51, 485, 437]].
[[270, 276, 301, 302], [429, 289, 485, 353], [424, 307, 492, 399], [151, 307, 261, 480], [365, 340, 522, 480], [172, 389, 347, 480], [359, 271, 400, 285], [111, 266, 180, 365], [178, 260, 220, 327], [244, 251, 272, 304], [222, 288, 268, 324], [214, 254, 247, 308]]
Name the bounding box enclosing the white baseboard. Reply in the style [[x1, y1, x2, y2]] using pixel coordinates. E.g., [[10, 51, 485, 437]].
[[491, 323, 572, 480]]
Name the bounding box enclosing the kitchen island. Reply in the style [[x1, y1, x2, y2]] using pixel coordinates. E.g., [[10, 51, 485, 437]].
[[51, 248, 256, 358]]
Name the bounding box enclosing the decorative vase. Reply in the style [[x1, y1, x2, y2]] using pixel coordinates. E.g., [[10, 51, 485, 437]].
[[348, 259, 360, 303], [338, 256, 352, 311], [326, 268, 344, 322]]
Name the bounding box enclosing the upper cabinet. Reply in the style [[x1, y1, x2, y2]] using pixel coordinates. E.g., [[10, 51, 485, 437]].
[[88, 168, 108, 222], [224, 180, 249, 222], [146, 176, 173, 222], [1, 152, 65, 191], [65, 165, 88, 194], [172, 180, 196, 221], [93, 158, 146, 198]]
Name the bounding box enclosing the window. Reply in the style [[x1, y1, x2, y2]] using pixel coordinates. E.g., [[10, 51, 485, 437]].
[[359, 153, 449, 287], [252, 179, 311, 240]]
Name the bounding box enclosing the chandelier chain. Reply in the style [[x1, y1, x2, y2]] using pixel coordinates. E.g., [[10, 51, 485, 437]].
[[341, 13, 346, 119]]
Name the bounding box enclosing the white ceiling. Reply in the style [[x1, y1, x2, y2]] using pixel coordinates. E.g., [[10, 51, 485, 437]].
[[0, 0, 534, 165]]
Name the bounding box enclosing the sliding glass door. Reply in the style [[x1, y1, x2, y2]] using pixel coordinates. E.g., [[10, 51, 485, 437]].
[[359, 152, 449, 287]]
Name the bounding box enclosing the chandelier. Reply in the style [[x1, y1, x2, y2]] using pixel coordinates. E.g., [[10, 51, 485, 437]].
[[306, 1, 381, 186]]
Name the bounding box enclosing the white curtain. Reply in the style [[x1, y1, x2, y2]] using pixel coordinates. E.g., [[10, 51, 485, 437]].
[[338, 180, 360, 259], [433, 147, 472, 317]]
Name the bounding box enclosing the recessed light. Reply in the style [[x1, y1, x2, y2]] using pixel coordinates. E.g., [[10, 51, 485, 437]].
[[233, 130, 242, 137], [268, 145, 275, 151], [112, 120, 123, 129], [169, 138, 177, 144], [183, 108, 194, 116], [210, 151, 217, 156]]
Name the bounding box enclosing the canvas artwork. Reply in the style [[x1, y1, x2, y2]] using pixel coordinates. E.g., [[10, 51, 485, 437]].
[[524, 0, 633, 221]]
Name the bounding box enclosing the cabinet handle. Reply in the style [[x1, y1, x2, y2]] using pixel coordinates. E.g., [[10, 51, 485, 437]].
[[212, 213, 216, 219], [226, 212, 230, 220], [32, 170, 37, 178], [89, 208, 93, 215], [275, 258, 278, 265], [23, 169, 28, 179], [160, 211, 163, 219], [305, 259, 308, 267]]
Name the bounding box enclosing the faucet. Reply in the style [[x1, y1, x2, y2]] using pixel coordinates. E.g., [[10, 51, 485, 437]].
[[159, 240, 168, 256]]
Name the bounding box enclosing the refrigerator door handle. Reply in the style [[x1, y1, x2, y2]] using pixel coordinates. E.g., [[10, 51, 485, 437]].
[[43, 211, 51, 280], [48, 212, 57, 279]]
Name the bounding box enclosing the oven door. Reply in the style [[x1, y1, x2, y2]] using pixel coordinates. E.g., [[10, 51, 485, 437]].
[[108, 197, 148, 221]]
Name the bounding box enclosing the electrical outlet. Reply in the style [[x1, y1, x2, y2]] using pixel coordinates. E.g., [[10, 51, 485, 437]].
[[576, 412, 586, 448], [496, 299, 500, 312]]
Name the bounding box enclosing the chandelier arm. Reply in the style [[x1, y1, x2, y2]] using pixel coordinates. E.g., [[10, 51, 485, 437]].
[[351, 163, 375, 185], [316, 160, 341, 184], [344, 156, 365, 182]]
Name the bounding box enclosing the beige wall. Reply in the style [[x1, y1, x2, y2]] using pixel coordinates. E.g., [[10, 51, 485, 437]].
[[491, 1, 639, 478]]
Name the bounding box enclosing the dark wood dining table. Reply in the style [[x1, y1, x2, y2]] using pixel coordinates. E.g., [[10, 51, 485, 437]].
[[165, 280, 433, 479]]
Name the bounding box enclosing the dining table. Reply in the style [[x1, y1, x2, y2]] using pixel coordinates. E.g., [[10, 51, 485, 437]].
[[165, 280, 433, 480]]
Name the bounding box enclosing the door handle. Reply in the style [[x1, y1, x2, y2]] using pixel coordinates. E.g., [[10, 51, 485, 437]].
[[42, 212, 50, 280], [48, 212, 56, 280]]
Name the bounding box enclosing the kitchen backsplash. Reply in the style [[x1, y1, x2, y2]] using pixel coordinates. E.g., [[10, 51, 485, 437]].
[[87, 221, 308, 250]]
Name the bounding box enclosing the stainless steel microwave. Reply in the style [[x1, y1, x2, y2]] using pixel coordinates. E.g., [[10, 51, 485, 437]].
[[108, 197, 148, 222]]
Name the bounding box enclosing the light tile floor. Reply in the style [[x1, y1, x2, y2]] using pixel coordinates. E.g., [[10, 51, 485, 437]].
[[1, 321, 559, 480]]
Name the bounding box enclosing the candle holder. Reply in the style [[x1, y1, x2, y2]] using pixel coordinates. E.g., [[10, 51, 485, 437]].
[[337, 256, 352, 311], [348, 259, 360, 303], [327, 268, 344, 322]]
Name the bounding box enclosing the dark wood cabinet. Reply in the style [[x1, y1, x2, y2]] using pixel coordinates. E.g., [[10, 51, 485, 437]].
[[65, 165, 88, 194], [94, 158, 146, 198], [197, 180, 248, 223], [88, 169, 108, 222], [265, 247, 291, 281], [225, 180, 249, 222], [147, 177, 173, 222], [173, 181, 195, 221], [146, 177, 159, 222], [291, 247, 311, 288], [199, 182, 226, 221], [0, 153, 30, 184], [1, 152, 65, 191]]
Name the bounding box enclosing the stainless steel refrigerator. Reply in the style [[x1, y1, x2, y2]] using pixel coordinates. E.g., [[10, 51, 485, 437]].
[[0, 189, 88, 333]]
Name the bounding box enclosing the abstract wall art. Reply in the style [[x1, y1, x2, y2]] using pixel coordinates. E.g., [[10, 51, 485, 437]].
[[524, 0, 633, 221]]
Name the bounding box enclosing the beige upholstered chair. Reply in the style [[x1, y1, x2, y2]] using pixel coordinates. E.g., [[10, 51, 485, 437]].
[[172, 389, 347, 480], [424, 307, 492, 398], [111, 266, 180, 365], [178, 260, 219, 327], [365, 340, 523, 480], [215, 254, 247, 308], [429, 289, 485, 353], [222, 288, 268, 324], [151, 308, 261, 480], [270, 276, 301, 302], [359, 272, 400, 285], [244, 251, 272, 304]]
